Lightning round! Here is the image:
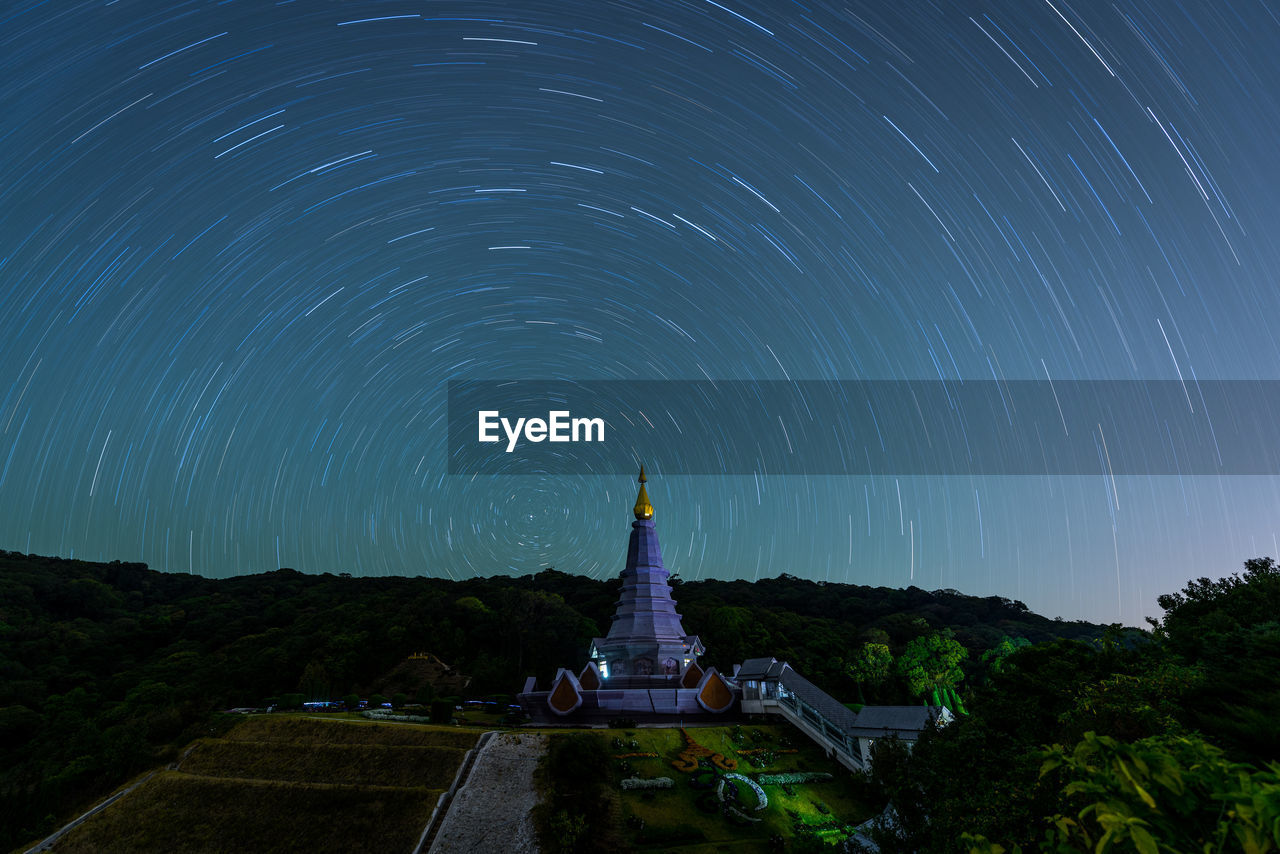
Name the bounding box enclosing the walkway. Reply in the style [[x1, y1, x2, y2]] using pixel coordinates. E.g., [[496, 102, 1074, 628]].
[[428, 732, 547, 854]]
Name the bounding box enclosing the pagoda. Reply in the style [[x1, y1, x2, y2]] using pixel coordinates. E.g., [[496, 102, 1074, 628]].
[[517, 468, 734, 719], [587, 465, 704, 680]]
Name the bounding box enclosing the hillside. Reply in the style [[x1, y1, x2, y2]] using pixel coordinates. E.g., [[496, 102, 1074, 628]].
[[0, 549, 1108, 849]]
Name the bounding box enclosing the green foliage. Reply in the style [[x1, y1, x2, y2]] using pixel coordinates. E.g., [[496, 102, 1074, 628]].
[[967, 734, 1280, 854], [453, 595, 490, 614], [1150, 558, 1280, 761], [859, 557, 1280, 854], [0, 704, 41, 743], [790, 835, 832, 853], [1153, 557, 1280, 653], [297, 660, 330, 700], [897, 631, 967, 699], [847, 642, 893, 703], [979, 635, 1031, 676], [549, 809, 588, 852], [1037, 732, 1280, 853], [857, 736, 934, 852], [1058, 663, 1202, 743], [538, 733, 623, 853]]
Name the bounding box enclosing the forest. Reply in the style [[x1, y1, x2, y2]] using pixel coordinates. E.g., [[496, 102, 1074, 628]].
[[855, 558, 1280, 853], [0, 549, 1276, 851]]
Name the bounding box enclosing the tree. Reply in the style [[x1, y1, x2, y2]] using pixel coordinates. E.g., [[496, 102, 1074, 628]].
[[979, 635, 1031, 677], [429, 698, 454, 724], [539, 734, 621, 853], [548, 809, 587, 853], [1057, 663, 1202, 743], [297, 661, 330, 701], [278, 693, 304, 710], [848, 642, 893, 704], [1153, 557, 1280, 653], [897, 631, 967, 701], [967, 732, 1280, 854], [1150, 557, 1280, 761], [857, 735, 931, 852]]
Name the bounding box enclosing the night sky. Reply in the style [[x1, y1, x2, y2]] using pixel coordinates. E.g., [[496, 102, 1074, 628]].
[[4, 0, 1280, 627]]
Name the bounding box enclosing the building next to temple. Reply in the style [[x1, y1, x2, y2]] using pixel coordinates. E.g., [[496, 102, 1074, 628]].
[[516, 468, 950, 771]]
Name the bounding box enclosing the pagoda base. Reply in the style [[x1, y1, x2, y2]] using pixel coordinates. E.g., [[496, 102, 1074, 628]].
[[517, 686, 745, 725], [519, 664, 739, 723]]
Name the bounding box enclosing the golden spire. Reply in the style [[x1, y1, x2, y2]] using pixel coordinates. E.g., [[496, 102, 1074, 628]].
[[633, 465, 654, 520]]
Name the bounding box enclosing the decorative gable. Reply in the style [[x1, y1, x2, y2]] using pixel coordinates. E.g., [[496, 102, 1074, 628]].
[[695, 667, 734, 713]]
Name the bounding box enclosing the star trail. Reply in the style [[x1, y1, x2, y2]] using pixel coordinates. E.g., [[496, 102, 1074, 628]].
[[4, 0, 1280, 626]]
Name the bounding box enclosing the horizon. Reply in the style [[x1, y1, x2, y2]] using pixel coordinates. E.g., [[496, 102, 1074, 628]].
[[6, 539, 1173, 631]]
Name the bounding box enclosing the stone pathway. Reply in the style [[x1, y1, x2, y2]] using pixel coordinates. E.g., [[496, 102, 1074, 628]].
[[429, 732, 547, 854]]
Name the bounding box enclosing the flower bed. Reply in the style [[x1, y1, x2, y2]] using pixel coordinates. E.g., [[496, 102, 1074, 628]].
[[361, 711, 431, 723], [755, 771, 833, 785], [722, 773, 768, 810], [620, 776, 674, 790], [671, 728, 737, 772]]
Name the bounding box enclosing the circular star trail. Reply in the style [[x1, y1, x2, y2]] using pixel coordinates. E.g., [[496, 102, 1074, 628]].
[[4, 0, 1280, 625]]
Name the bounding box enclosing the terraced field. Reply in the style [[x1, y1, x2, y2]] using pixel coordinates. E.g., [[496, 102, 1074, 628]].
[[44, 716, 478, 854]]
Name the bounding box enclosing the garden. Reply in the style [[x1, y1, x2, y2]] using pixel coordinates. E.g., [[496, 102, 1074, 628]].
[[603, 723, 874, 852]]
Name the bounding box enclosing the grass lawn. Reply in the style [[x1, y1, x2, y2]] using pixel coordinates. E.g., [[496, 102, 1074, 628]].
[[600, 723, 874, 851], [224, 713, 480, 748], [181, 739, 467, 788], [452, 708, 518, 727]]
